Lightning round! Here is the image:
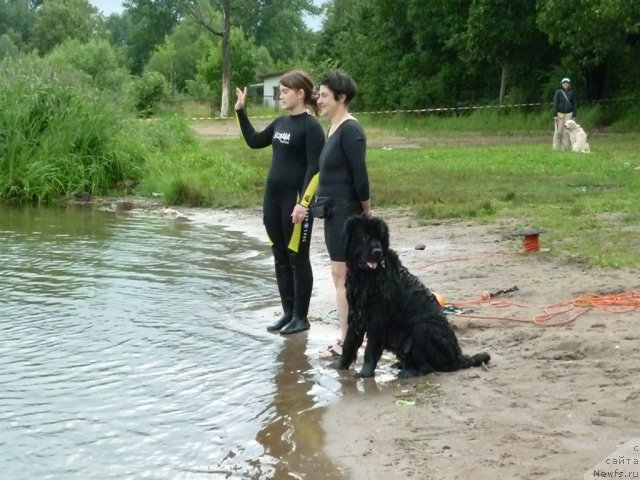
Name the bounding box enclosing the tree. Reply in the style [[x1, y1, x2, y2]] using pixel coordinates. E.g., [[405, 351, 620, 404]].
[[185, 0, 232, 117], [104, 12, 134, 48], [122, 0, 185, 74], [189, 25, 261, 99], [317, 0, 477, 110], [0, 33, 20, 59], [315, 0, 395, 108], [31, 0, 99, 54], [537, 0, 640, 99], [0, 0, 37, 50], [186, 0, 320, 116], [235, 0, 319, 63], [127, 70, 171, 116], [401, 0, 475, 107], [253, 44, 275, 76], [313, 0, 357, 61], [459, 0, 545, 104], [46, 38, 130, 91], [315, 0, 565, 109], [146, 19, 215, 93], [148, 38, 178, 95]]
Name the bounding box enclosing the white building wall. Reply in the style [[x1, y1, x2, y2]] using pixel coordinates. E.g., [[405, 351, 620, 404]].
[[262, 75, 282, 106]]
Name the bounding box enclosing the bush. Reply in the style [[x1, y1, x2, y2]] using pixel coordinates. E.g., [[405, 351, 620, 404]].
[[45, 38, 130, 93], [0, 55, 146, 204], [0, 33, 19, 59], [127, 71, 171, 117]]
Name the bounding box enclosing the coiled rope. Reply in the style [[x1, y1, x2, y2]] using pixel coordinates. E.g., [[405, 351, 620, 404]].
[[451, 291, 640, 327]]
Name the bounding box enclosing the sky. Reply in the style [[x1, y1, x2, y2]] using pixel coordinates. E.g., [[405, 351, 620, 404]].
[[88, 0, 323, 29], [89, 0, 124, 15]]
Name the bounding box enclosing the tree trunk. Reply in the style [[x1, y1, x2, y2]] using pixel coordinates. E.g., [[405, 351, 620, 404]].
[[499, 63, 508, 104], [220, 0, 231, 118]]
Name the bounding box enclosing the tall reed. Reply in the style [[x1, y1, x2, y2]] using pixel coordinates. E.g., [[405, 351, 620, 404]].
[[0, 55, 146, 204]]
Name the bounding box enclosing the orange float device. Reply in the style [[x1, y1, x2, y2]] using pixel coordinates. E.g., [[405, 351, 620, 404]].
[[434, 292, 446, 308]]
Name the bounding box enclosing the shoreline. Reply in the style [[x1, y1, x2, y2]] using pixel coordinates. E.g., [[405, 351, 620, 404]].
[[114, 200, 640, 479]]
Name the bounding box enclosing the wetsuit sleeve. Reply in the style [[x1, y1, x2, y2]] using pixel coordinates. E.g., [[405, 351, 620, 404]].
[[299, 119, 325, 207], [300, 174, 319, 207], [235, 108, 275, 149], [342, 123, 370, 201]]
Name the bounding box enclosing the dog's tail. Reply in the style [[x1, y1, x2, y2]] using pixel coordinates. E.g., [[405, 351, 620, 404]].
[[459, 352, 490, 369]]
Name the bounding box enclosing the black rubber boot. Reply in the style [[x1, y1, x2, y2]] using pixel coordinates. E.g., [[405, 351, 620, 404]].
[[267, 263, 294, 332], [266, 314, 293, 332], [279, 315, 310, 335], [279, 254, 312, 335]]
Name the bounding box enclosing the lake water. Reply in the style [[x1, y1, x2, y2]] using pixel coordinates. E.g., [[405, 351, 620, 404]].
[[0, 205, 349, 479]]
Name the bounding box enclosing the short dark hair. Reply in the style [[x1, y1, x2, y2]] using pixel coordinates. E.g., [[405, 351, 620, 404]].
[[319, 70, 357, 105]]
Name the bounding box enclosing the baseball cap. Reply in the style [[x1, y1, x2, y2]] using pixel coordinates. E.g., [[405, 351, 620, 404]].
[[561, 77, 571, 84]]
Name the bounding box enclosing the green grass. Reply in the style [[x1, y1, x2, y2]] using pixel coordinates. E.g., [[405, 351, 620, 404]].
[[360, 133, 640, 267], [359, 108, 550, 135], [3, 59, 639, 268], [137, 120, 267, 207], [138, 139, 266, 207], [139, 115, 640, 268]]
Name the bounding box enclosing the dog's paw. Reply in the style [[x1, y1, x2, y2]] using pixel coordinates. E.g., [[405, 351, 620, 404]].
[[397, 369, 419, 379], [355, 369, 375, 378], [326, 359, 349, 370], [326, 360, 339, 370]]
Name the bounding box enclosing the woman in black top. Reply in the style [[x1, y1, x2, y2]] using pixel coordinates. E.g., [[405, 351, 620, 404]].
[[302, 70, 371, 358], [235, 70, 325, 335]]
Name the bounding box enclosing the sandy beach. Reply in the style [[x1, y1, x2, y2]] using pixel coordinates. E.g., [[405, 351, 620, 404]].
[[102, 118, 640, 478], [163, 204, 640, 480], [315, 209, 640, 480]]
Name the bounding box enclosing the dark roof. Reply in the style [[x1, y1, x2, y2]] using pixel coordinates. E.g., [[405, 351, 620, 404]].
[[259, 70, 288, 80]]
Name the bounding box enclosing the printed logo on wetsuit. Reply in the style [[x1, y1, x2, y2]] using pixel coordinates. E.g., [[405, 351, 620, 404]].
[[273, 131, 291, 144], [302, 215, 310, 244]]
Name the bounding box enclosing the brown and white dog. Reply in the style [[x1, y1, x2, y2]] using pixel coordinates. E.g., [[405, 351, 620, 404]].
[[564, 119, 591, 153]]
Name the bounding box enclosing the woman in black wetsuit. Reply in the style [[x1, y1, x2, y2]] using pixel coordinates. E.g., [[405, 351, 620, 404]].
[[295, 70, 371, 358], [235, 70, 325, 335]]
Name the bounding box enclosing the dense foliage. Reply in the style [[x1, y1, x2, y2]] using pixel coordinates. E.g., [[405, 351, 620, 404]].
[[1, 0, 638, 206], [317, 0, 640, 110], [1, 0, 638, 109], [0, 56, 146, 204]]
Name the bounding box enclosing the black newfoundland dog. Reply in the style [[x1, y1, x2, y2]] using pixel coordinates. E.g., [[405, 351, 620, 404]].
[[331, 214, 490, 378]]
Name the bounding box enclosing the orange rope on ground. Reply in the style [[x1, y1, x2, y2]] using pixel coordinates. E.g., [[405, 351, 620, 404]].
[[450, 291, 640, 327], [415, 254, 502, 271], [450, 298, 534, 323]]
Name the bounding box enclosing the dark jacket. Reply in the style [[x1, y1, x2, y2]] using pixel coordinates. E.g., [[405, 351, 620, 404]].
[[553, 88, 577, 118]]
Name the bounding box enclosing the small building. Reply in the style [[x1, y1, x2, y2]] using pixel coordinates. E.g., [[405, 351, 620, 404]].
[[251, 71, 287, 107]]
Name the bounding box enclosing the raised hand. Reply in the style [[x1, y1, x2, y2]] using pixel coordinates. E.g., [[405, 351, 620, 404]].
[[235, 87, 247, 110]]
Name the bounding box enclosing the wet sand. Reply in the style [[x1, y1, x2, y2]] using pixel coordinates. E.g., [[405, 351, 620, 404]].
[[207, 206, 640, 480], [128, 201, 640, 479]]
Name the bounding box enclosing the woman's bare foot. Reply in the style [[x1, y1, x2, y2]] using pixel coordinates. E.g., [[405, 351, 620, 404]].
[[319, 340, 343, 359]]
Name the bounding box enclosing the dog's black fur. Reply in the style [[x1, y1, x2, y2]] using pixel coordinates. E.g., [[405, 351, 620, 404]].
[[332, 214, 490, 378]]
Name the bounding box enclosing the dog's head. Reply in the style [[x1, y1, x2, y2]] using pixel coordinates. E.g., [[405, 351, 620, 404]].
[[344, 214, 390, 272], [565, 119, 580, 131]]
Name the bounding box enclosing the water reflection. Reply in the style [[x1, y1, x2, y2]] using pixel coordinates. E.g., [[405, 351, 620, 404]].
[[0, 205, 343, 480], [255, 333, 343, 479]]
